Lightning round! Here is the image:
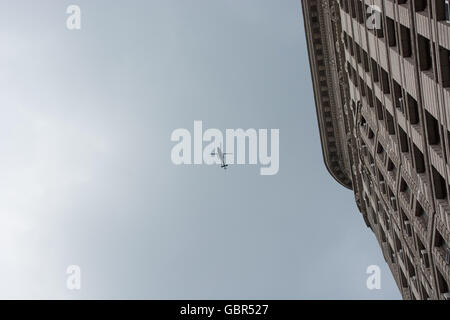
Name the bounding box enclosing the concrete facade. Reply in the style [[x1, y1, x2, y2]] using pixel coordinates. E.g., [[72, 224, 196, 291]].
[[302, 0, 450, 300]]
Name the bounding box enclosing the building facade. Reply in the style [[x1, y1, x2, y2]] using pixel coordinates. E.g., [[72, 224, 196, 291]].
[[302, 0, 450, 299]]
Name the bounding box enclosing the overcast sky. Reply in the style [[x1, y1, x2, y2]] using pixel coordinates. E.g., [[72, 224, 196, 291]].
[[0, 0, 401, 299]]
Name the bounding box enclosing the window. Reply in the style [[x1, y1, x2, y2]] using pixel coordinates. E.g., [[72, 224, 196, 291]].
[[395, 232, 402, 252], [415, 0, 427, 12], [359, 77, 366, 97], [377, 142, 385, 156], [368, 128, 375, 140], [435, 231, 450, 265], [340, 0, 349, 14], [376, 99, 384, 120], [421, 284, 430, 300], [418, 35, 432, 71], [413, 144, 425, 174], [355, 44, 362, 64], [436, 269, 449, 298], [415, 202, 429, 227], [400, 25, 412, 57], [381, 68, 391, 94], [393, 80, 403, 111], [376, 18, 384, 38], [380, 227, 387, 243], [350, 0, 357, 19], [399, 127, 409, 153], [407, 256, 415, 277], [447, 0, 450, 22], [400, 269, 409, 288], [400, 178, 411, 203], [407, 94, 420, 125], [387, 17, 397, 47], [357, 0, 365, 24], [432, 167, 447, 200], [386, 112, 396, 135], [439, 46, 450, 87], [363, 51, 370, 72], [425, 110, 440, 145], [367, 88, 374, 108], [387, 158, 396, 173], [388, 187, 396, 211], [438, 0, 450, 22], [388, 244, 396, 264], [371, 58, 379, 82]]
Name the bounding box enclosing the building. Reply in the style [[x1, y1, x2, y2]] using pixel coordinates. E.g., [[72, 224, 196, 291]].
[[302, 0, 450, 300]]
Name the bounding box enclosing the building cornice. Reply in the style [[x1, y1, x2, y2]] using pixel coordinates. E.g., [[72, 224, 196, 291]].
[[302, 0, 352, 189]]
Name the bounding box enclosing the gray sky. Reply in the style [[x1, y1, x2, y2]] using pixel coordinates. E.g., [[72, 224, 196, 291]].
[[0, 0, 401, 299]]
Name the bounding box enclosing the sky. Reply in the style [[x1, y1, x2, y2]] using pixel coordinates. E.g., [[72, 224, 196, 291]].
[[0, 0, 401, 299]]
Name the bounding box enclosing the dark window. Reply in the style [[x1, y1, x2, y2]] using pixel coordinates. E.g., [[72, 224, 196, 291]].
[[415, 0, 427, 12], [376, 99, 384, 120], [387, 158, 395, 172], [363, 50, 370, 72], [350, 0, 357, 18], [399, 127, 409, 153], [413, 144, 425, 174], [432, 167, 447, 200], [371, 59, 379, 82], [381, 68, 391, 94], [400, 269, 408, 288], [386, 112, 396, 135], [407, 94, 420, 125], [360, 77, 366, 97], [418, 35, 432, 71], [357, 0, 365, 24], [447, 0, 450, 21], [436, 269, 449, 296], [400, 25, 412, 57], [367, 88, 374, 108], [425, 110, 440, 145], [436, 0, 450, 21], [376, 16, 384, 38], [439, 46, 450, 87], [393, 80, 403, 111], [356, 44, 362, 64], [415, 202, 429, 226], [377, 142, 385, 155], [387, 17, 397, 47]]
